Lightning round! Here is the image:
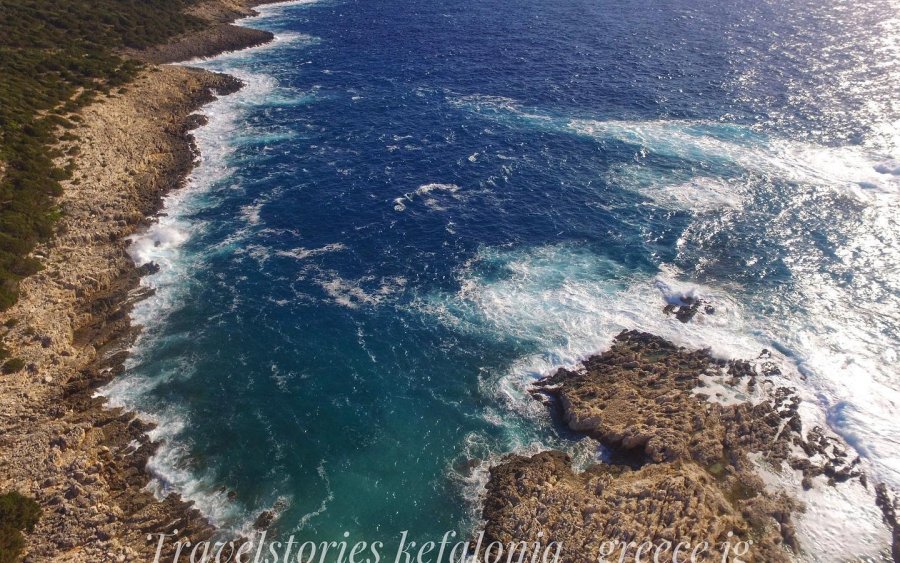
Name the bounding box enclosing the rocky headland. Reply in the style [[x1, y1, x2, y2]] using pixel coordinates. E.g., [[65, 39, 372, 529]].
[[0, 3, 280, 561], [126, 0, 276, 64], [480, 330, 873, 562]]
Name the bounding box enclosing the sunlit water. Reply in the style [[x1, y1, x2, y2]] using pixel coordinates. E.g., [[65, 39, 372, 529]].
[[103, 0, 900, 559]]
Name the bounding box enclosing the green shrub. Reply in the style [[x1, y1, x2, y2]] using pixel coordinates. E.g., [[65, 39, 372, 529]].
[[0, 491, 41, 563], [0, 0, 206, 310], [1, 358, 25, 374], [0, 528, 24, 563]]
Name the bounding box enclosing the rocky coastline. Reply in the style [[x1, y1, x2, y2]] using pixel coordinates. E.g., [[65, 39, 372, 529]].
[[480, 330, 882, 562], [0, 3, 280, 561], [2, 2, 897, 562], [122, 0, 279, 64]]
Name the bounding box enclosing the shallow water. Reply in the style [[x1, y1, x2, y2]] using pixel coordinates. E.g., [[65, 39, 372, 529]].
[[104, 0, 900, 558]]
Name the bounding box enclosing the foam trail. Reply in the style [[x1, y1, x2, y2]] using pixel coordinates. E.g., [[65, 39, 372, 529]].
[[104, 91, 249, 529], [292, 462, 333, 532], [179, 0, 321, 66], [455, 96, 900, 204], [417, 245, 767, 431]]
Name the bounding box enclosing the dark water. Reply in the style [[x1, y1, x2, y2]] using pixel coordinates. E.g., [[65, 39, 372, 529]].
[[108, 0, 900, 557]]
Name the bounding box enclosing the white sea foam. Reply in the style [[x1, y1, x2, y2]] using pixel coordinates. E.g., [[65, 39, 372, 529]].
[[456, 96, 900, 207], [276, 242, 347, 260], [652, 177, 743, 212], [127, 222, 190, 268], [427, 245, 764, 360], [752, 454, 891, 560], [102, 375, 256, 530], [763, 266, 900, 490], [606, 164, 744, 213], [240, 201, 264, 225], [182, 31, 315, 66], [600, 121, 900, 204], [575, 118, 900, 205], [291, 461, 333, 532], [180, 0, 320, 67], [450, 94, 522, 114], [452, 432, 494, 519], [315, 271, 407, 309], [449, 430, 584, 534], [570, 116, 900, 496], [122, 68, 275, 327], [420, 245, 764, 431], [393, 182, 461, 211], [145, 414, 251, 529], [654, 277, 703, 306], [449, 102, 900, 533]]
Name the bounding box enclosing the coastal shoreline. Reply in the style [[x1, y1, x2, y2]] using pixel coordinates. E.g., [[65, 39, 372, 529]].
[[1, 1, 897, 561], [0, 4, 283, 560]]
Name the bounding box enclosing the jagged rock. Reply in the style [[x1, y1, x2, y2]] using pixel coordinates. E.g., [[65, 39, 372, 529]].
[[486, 331, 805, 562], [875, 483, 900, 561], [254, 510, 276, 531], [663, 295, 708, 323]]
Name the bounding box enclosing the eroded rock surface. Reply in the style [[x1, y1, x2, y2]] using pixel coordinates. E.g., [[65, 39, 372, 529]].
[[483, 331, 813, 562]]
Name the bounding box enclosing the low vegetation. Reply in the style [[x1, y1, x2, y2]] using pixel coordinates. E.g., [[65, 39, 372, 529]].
[[0, 491, 41, 563], [0, 0, 204, 309]]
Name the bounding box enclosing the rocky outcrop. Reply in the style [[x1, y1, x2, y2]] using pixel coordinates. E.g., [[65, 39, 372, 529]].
[[482, 331, 820, 562], [662, 295, 713, 324], [875, 484, 900, 562], [484, 452, 795, 563], [125, 0, 278, 64], [129, 25, 274, 64]]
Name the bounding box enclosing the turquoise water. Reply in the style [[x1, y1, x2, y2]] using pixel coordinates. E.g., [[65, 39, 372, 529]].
[[106, 0, 900, 557]]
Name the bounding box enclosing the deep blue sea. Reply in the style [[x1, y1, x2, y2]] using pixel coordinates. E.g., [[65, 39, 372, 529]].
[[106, 0, 900, 558]]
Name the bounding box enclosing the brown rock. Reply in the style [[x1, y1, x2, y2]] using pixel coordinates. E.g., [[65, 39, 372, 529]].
[[484, 331, 805, 562]]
